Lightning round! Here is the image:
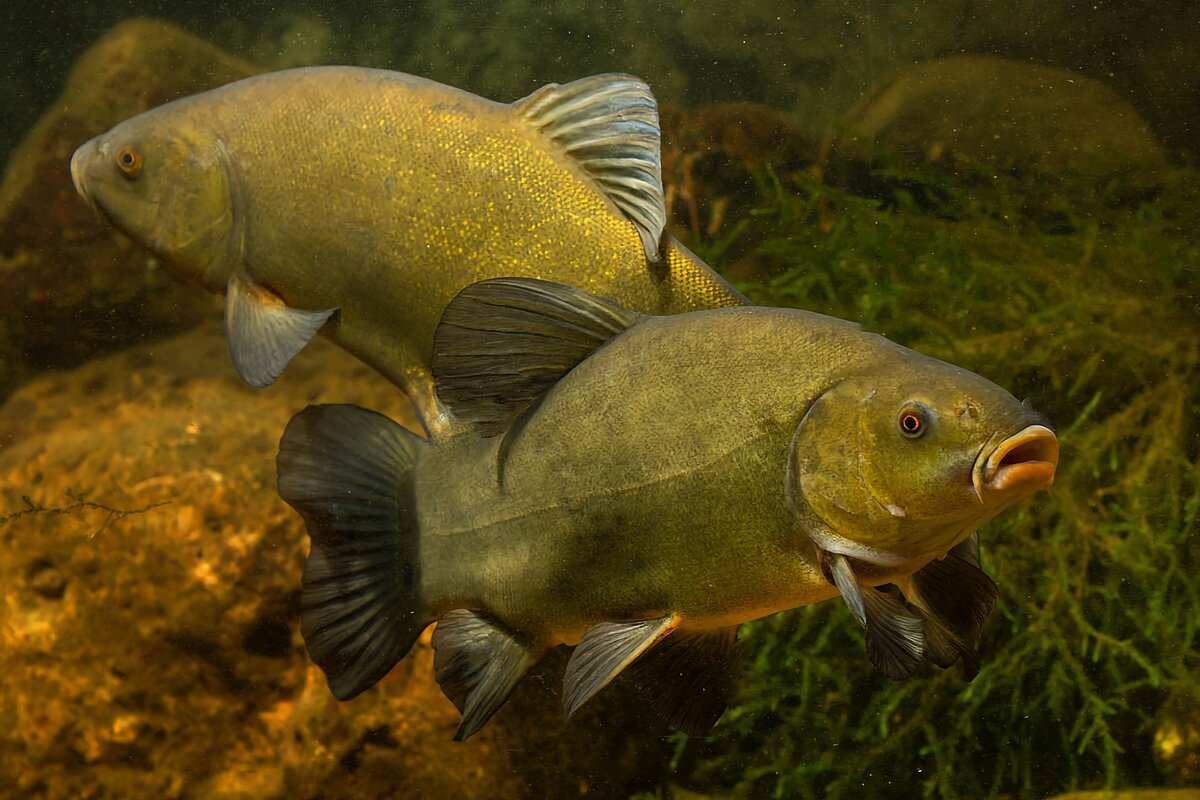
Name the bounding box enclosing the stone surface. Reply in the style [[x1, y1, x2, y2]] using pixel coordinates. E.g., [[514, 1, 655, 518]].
[[1156, 690, 1200, 787], [825, 55, 1169, 186], [0, 325, 667, 798], [661, 101, 816, 240], [0, 19, 259, 399]]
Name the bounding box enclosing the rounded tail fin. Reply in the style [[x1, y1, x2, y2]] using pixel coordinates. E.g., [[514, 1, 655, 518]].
[[277, 403, 428, 700]]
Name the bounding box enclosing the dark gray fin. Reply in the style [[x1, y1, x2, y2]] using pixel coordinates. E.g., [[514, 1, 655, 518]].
[[626, 626, 739, 735], [828, 554, 925, 680], [430, 609, 541, 741], [514, 73, 666, 260], [878, 583, 966, 670], [276, 404, 427, 700], [914, 604, 969, 671], [225, 271, 336, 387], [432, 278, 643, 436], [950, 532, 982, 569], [562, 615, 680, 720], [910, 551, 998, 660]]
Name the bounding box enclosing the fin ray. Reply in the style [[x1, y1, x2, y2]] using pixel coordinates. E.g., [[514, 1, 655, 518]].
[[225, 272, 335, 387], [909, 549, 998, 674], [431, 610, 540, 741], [563, 615, 680, 720], [626, 626, 739, 735], [433, 278, 642, 436], [829, 554, 925, 680], [277, 404, 428, 700], [515, 73, 666, 260]]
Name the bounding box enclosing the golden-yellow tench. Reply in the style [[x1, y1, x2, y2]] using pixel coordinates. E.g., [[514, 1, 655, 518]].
[[69, 67, 746, 433], [276, 278, 1059, 740]]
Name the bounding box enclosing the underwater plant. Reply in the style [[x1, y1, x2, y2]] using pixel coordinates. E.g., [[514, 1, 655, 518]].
[[667, 160, 1200, 799]]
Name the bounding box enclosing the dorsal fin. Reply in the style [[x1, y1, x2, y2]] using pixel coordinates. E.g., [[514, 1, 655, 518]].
[[432, 278, 643, 437], [514, 73, 666, 261]]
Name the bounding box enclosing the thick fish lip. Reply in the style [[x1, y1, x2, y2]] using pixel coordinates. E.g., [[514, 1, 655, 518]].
[[972, 424, 1059, 500], [70, 141, 99, 212]]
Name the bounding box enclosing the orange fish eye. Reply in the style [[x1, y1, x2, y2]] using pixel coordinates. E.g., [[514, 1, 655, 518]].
[[116, 145, 142, 178], [898, 408, 926, 438]]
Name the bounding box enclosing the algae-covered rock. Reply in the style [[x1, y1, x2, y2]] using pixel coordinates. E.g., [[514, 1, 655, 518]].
[[0, 19, 259, 399], [0, 327, 666, 798], [825, 55, 1168, 186], [1156, 690, 1200, 787]]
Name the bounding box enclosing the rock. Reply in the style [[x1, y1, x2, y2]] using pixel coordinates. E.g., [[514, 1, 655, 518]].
[[825, 55, 1169, 187], [1155, 690, 1200, 787], [0, 19, 259, 400], [661, 101, 817, 240], [0, 326, 667, 798]]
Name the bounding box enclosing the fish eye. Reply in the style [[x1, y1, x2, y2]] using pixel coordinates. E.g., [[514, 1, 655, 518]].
[[898, 405, 927, 439], [116, 145, 142, 179]]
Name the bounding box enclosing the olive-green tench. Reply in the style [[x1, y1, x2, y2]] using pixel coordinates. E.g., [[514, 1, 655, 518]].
[[70, 67, 746, 434], [276, 278, 1059, 740]]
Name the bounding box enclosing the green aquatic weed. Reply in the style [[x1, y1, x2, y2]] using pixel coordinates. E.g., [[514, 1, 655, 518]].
[[678, 160, 1200, 799]]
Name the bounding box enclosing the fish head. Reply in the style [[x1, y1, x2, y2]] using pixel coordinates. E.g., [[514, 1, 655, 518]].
[[787, 353, 1057, 574], [70, 104, 238, 293]]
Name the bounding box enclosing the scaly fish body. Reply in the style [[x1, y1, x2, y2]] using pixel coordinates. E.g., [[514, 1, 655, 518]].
[[70, 67, 745, 431], [278, 280, 1059, 740]]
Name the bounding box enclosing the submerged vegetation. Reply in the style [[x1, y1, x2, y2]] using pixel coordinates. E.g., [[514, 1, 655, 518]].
[[669, 158, 1200, 798]]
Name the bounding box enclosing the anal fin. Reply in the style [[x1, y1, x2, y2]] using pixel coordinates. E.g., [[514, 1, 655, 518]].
[[563, 615, 680, 720], [431, 609, 540, 741], [225, 271, 336, 387]]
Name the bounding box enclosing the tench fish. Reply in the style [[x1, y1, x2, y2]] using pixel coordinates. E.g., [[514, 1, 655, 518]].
[[69, 67, 746, 433], [276, 278, 1059, 740]]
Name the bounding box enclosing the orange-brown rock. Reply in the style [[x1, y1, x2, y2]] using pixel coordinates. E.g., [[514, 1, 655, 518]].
[[0, 326, 666, 798]]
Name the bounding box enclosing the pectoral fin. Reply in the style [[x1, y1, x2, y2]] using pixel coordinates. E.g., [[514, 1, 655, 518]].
[[907, 547, 998, 679], [828, 554, 925, 680], [563, 615, 680, 720], [950, 532, 983, 569], [515, 74, 666, 261], [225, 272, 336, 387], [431, 609, 541, 741], [626, 626, 739, 735]]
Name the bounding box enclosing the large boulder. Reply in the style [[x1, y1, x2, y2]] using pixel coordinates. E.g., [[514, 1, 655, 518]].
[[0, 326, 667, 798], [0, 19, 259, 399], [824, 55, 1168, 187]]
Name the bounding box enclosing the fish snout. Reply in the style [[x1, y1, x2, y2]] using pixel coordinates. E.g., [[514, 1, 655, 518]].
[[70, 140, 99, 209], [972, 424, 1059, 500]]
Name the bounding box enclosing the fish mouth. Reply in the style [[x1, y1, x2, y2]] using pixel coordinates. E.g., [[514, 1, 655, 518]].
[[972, 424, 1059, 500], [70, 143, 100, 213]]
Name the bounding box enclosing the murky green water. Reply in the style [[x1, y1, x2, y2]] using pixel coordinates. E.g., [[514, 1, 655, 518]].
[[1, 3, 1196, 798]]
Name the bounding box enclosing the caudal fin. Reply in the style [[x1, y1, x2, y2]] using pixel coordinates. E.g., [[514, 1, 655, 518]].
[[277, 403, 428, 700]]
